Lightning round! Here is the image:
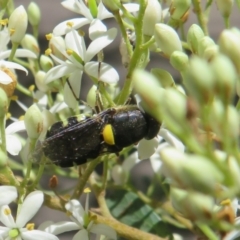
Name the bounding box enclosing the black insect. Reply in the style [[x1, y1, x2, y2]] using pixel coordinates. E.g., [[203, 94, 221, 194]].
[[41, 105, 160, 167]]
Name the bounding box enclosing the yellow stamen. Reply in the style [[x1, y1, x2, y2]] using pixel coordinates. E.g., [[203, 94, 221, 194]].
[[0, 19, 8, 25], [9, 28, 15, 36], [66, 49, 73, 55], [28, 85, 35, 92], [26, 223, 35, 231], [220, 199, 231, 206], [66, 21, 74, 28], [19, 115, 24, 121], [45, 33, 53, 40], [45, 48, 52, 56], [84, 187, 91, 193], [4, 207, 11, 215]]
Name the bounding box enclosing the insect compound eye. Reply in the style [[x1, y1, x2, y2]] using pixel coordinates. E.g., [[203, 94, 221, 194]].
[[102, 124, 115, 145]]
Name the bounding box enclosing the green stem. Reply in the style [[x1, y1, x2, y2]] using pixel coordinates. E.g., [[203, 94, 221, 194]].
[[117, 0, 147, 105], [16, 83, 32, 97], [30, 157, 45, 190], [0, 116, 6, 154], [224, 16, 230, 29], [32, 25, 39, 39], [21, 138, 37, 189], [71, 158, 102, 199], [197, 224, 218, 240], [8, 42, 19, 61], [101, 157, 108, 191], [192, 0, 209, 35]]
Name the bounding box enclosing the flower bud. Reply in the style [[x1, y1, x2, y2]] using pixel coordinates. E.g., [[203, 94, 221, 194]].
[[35, 71, 49, 92], [86, 85, 97, 108], [210, 54, 237, 103], [169, 0, 191, 23], [170, 51, 189, 72], [161, 148, 224, 194], [27, 2, 41, 26], [203, 45, 219, 61], [197, 36, 215, 57], [187, 24, 204, 54], [132, 69, 164, 122], [218, 29, 240, 74], [154, 23, 182, 57], [0, 88, 8, 118], [102, 0, 121, 12], [170, 187, 214, 221], [185, 56, 215, 104], [21, 34, 40, 57], [40, 55, 54, 72], [151, 68, 176, 88], [8, 5, 28, 43], [216, 0, 233, 18], [0, 68, 17, 97], [24, 104, 43, 139], [143, 0, 162, 36]]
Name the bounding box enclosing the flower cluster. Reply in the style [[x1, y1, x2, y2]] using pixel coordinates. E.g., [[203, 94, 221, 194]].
[[0, 0, 240, 240]]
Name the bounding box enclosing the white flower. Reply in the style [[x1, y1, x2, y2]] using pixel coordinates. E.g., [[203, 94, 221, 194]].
[[45, 28, 118, 108], [0, 27, 36, 85], [0, 191, 59, 240], [54, 0, 138, 40], [4, 120, 26, 155], [0, 186, 17, 206], [43, 190, 117, 240]]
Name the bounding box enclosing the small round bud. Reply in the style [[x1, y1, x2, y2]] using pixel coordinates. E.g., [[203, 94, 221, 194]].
[[187, 24, 205, 54], [86, 85, 97, 109], [8, 5, 28, 43], [154, 23, 182, 57], [35, 71, 49, 92], [218, 29, 240, 74], [197, 36, 215, 57], [40, 55, 54, 72], [169, 0, 191, 23], [24, 104, 43, 139], [0, 88, 8, 118], [143, 0, 162, 36], [102, 0, 121, 11], [170, 51, 189, 72], [216, 0, 233, 18], [21, 34, 40, 57], [27, 2, 41, 26]]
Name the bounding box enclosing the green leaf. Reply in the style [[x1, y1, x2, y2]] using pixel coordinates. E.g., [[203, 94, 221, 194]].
[[106, 188, 172, 237]]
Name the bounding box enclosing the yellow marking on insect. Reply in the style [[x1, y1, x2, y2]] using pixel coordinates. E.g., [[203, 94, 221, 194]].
[[102, 124, 115, 145]]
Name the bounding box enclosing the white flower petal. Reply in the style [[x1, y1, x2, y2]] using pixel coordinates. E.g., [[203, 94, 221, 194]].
[[65, 200, 85, 226], [90, 223, 117, 240], [63, 70, 82, 109], [111, 165, 124, 185], [6, 121, 25, 134], [16, 191, 44, 227], [49, 101, 68, 114], [97, 1, 113, 19], [75, 0, 93, 19], [72, 229, 88, 240], [21, 230, 59, 240], [6, 135, 22, 155], [45, 64, 78, 83], [0, 60, 28, 75], [0, 70, 13, 84], [159, 128, 184, 151], [0, 205, 16, 228], [123, 3, 139, 13], [0, 226, 9, 237], [84, 62, 119, 83], [138, 138, 159, 160], [65, 30, 86, 61], [14, 49, 37, 58], [89, 19, 107, 40], [0, 186, 17, 205], [122, 151, 139, 173], [61, 0, 80, 13], [85, 28, 117, 62], [44, 221, 79, 235], [53, 18, 90, 36]]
